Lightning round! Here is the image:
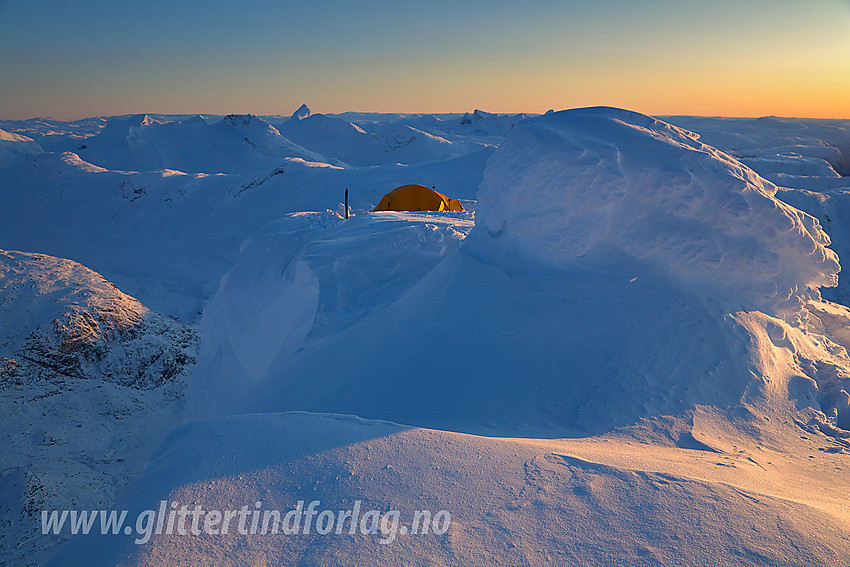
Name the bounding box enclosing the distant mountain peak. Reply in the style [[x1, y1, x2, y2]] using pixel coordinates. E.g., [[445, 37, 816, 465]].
[[291, 104, 311, 120]]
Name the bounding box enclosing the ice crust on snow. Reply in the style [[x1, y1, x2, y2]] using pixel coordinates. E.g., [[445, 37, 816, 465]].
[[475, 107, 840, 312]]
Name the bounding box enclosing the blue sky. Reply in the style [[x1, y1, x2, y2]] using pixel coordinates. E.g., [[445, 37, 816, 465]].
[[1, 0, 848, 119]]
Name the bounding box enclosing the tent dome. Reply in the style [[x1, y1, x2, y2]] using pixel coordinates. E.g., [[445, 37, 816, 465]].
[[373, 184, 466, 212]]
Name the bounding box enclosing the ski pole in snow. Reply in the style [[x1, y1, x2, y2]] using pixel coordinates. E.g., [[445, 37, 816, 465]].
[[345, 188, 349, 219]]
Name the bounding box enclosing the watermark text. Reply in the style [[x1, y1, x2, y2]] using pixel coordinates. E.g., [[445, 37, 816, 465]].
[[42, 500, 451, 545]]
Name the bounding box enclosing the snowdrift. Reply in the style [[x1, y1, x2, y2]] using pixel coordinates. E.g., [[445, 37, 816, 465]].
[[475, 107, 839, 314], [221, 241, 757, 435], [188, 108, 848, 440], [778, 187, 850, 305], [45, 412, 850, 567], [8, 107, 850, 567], [186, 211, 474, 418]]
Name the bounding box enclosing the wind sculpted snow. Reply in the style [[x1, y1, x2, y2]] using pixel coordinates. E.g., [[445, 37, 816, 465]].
[[6, 107, 850, 567], [44, 412, 850, 567], [188, 108, 849, 441], [476, 107, 840, 315]]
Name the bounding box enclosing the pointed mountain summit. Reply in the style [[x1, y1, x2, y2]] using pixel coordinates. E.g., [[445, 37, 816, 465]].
[[291, 103, 311, 121]]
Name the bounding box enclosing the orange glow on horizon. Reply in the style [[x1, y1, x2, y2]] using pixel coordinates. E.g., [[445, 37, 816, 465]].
[[2, 0, 849, 121]]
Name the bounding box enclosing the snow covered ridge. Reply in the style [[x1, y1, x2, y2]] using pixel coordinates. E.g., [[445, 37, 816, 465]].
[[0, 250, 198, 565], [4, 106, 850, 566], [277, 113, 492, 167], [0, 250, 196, 389], [0, 128, 44, 166], [192, 108, 850, 439], [70, 113, 336, 173], [15, 109, 496, 174], [665, 115, 850, 178], [475, 107, 840, 313]]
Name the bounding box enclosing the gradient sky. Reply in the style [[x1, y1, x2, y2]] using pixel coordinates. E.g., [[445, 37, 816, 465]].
[[1, 0, 849, 120]]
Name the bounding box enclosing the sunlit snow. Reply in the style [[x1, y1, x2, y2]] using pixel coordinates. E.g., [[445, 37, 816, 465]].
[[1, 106, 849, 566]]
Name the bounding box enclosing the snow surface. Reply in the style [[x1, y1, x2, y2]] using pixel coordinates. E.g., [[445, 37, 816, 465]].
[[475, 107, 839, 315], [186, 210, 474, 418], [0, 128, 44, 166], [184, 109, 850, 437], [278, 113, 492, 167], [45, 412, 850, 567], [2, 106, 850, 566], [665, 115, 850, 187], [0, 136, 489, 322], [0, 251, 196, 566], [72, 114, 337, 173]]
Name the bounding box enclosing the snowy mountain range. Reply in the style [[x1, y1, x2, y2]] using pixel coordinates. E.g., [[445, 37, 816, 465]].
[[1, 105, 850, 566]]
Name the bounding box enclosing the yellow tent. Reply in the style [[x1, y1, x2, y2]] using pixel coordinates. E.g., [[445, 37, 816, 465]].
[[373, 184, 466, 212]]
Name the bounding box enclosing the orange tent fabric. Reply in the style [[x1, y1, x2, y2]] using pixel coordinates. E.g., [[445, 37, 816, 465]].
[[373, 184, 466, 212]]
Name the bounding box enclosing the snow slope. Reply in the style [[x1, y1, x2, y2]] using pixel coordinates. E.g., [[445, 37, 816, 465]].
[[189, 109, 846, 436], [0, 117, 491, 323], [664, 115, 850, 190], [74, 114, 335, 173], [124, 108, 850, 566], [0, 128, 44, 166], [186, 210, 474, 418], [207, 224, 754, 435], [278, 113, 492, 167], [44, 412, 850, 567], [475, 107, 839, 315], [0, 250, 197, 566], [4, 106, 850, 566], [0, 117, 107, 153]]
